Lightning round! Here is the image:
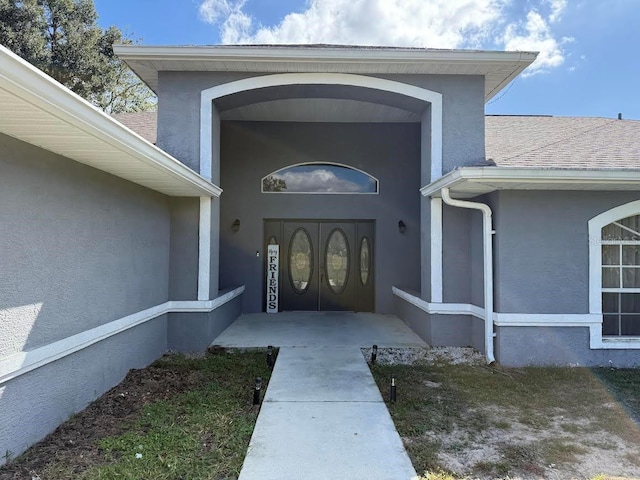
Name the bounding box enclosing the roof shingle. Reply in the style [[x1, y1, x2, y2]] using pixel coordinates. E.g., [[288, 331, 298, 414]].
[[485, 115, 640, 169]]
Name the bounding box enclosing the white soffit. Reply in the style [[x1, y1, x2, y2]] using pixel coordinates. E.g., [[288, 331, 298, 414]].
[[421, 167, 640, 199], [220, 98, 421, 122], [0, 46, 221, 198], [114, 45, 537, 101]]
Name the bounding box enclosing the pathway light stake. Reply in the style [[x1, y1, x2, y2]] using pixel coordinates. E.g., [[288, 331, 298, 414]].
[[253, 377, 263, 405], [390, 373, 397, 403], [371, 344, 378, 364], [267, 345, 274, 369]]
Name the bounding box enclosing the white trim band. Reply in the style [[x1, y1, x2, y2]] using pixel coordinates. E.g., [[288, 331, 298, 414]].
[[392, 287, 485, 319], [392, 288, 640, 350], [0, 286, 245, 385]]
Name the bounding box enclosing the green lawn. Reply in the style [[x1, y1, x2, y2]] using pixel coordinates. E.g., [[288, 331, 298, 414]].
[[371, 361, 640, 479], [1, 351, 273, 480]]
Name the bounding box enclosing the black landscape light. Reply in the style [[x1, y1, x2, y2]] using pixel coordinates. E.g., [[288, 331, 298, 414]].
[[253, 377, 263, 405], [390, 373, 397, 403], [232, 218, 240, 232], [371, 344, 378, 364], [267, 345, 274, 368], [398, 220, 407, 234]]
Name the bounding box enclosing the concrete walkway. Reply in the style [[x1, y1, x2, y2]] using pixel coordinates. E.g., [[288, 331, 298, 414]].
[[213, 312, 424, 480]]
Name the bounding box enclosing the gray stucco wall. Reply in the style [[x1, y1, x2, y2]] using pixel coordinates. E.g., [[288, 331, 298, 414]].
[[470, 205, 485, 308], [157, 71, 259, 173], [156, 71, 485, 178], [219, 121, 421, 314], [168, 292, 243, 352], [169, 198, 200, 300], [0, 133, 171, 357], [375, 74, 485, 174], [496, 326, 640, 367], [0, 316, 167, 464], [393, 294, 484, 351], [493, 191, 640, 314], [442, 205, 471, 304]]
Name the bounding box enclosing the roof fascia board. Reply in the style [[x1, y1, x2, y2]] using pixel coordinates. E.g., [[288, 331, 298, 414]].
[[114, 45, 537, 65], [421, 167, 640, 197], [0, 46, 221, 198]]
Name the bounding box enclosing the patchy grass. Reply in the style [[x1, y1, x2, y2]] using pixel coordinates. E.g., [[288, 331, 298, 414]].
[[0, 350, 274, 480], [371, 361, 640, 479]]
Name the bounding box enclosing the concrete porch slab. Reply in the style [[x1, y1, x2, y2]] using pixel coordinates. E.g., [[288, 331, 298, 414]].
[[211, 311, 427, 348]]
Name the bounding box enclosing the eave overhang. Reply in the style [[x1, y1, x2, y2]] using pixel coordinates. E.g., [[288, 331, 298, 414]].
[[0, 45, 221, 198], [421, 167, 640, 199], [113, 44, 537, 101]]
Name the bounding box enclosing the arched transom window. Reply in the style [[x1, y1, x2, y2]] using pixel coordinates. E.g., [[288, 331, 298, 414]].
[[262, 163, 378, 194], [601, 214, 640, 336]]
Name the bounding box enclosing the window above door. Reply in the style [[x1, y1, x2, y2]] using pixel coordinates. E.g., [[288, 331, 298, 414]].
[[262, 162, 379, 194]]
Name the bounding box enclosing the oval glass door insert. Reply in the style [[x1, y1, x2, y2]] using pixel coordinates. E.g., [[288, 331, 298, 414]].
[[326, 229, 349, 294], [360, 237, 370, 286], [289, 228, 313, 293]]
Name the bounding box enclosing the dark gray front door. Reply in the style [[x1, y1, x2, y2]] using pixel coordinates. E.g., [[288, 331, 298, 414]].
[[264, 220, 375, 312]]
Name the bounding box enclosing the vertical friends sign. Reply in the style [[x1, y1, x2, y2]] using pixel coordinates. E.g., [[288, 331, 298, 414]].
[[266, 245, 279, 313]]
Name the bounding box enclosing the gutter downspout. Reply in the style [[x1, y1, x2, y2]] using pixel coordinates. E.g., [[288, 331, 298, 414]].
[[440, 187, 496, 364]]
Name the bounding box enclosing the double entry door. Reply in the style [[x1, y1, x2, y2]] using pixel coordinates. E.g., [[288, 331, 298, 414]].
[[264, 220, 374, 312]]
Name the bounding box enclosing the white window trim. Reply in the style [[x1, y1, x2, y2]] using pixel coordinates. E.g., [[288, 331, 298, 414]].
[[588, 199, 640, 346]]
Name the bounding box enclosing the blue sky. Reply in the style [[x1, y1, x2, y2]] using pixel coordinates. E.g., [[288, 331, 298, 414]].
[[94, 0, 640, 120]]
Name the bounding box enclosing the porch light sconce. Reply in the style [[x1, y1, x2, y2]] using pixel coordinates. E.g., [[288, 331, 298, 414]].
[[232, 218, 240, 232], [398, 220, 407, 234]]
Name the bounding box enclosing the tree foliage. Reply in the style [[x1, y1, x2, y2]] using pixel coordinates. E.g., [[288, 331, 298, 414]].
[[0, 0, 155, 113], [263, 175, 288, 192]]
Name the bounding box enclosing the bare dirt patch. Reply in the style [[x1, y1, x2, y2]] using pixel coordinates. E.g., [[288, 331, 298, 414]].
[[367, 347, 640, 480]]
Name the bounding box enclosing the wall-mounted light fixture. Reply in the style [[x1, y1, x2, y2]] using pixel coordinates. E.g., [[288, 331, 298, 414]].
[[398, 220, 407, 234], [232, 218, 240, 232]]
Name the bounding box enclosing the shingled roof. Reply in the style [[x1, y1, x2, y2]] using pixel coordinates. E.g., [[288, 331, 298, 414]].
[[485, 115, 640, 169], [112, 112, 640, 170], [112, 111, 157, 144]]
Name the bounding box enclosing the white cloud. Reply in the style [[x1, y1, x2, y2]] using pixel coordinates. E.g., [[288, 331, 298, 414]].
[[502, 10, 572, 75], [198, 0, 571, 75], [547, 0, 567, 22], [275, 169, 367, 192]]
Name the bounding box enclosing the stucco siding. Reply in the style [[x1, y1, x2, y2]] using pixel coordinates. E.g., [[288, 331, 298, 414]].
[[0, 315, 167, 465], [220, 121, 421, 314], [374, 74, 485, 174], [169, 197, 200, 301], [496, 326, 640, 367], [494, 191, 640, 314], [393, 294, 483, 351], [156, 71, 485, 177], [156, 71, 259, 173], [0, 133, 171, 357], [442, 205, 471, 304], [168, 292, 243, 352]]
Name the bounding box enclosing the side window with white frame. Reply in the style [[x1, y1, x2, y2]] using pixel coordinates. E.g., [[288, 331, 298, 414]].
[[601, 214, 640, 336]]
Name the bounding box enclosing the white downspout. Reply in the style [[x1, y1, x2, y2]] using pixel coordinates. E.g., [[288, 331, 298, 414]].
[[440, 187, 496, 364]]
